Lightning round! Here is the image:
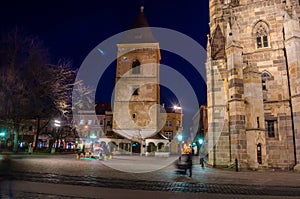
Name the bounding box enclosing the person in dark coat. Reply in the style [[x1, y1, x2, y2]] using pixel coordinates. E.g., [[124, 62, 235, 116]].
[[185, 153, 193, 177]]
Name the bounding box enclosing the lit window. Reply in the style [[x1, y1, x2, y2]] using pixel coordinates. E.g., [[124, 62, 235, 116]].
[[80, 120, 84, 125], [88, 120, 92, 125]]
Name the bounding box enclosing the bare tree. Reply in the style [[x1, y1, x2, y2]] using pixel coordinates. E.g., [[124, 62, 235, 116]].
[[0, 27, 76, 152]]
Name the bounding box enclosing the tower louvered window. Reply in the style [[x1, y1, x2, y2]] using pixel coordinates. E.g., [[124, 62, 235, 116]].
[[132, 59, 141, 74]]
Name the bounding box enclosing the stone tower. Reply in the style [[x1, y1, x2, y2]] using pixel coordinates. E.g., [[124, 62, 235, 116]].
[[207, 0, 300, 170], [112, 6, 161, 144]]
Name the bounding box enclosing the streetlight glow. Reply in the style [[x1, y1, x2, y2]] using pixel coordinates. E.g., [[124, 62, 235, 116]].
[[177, 134, 183, 142], [173, 105, 182, 110], [199, 138, 204, 145], [54, 119, 61, 127]]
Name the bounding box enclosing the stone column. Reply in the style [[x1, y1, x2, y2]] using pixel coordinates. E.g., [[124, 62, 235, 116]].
[[284, 10, 300, 171], [226, 41, 247, 168], [243, 66, 266, 169]]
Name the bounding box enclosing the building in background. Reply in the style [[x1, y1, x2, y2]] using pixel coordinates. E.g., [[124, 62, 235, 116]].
[[206, 0, 300, 171], [191, 104, 208, 155]]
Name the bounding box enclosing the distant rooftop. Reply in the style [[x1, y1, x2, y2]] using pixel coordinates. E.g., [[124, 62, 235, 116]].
[[95, 102, 112, 115]]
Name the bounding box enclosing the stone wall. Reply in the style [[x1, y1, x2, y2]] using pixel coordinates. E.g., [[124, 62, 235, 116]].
[[207, 0, 300, 169]]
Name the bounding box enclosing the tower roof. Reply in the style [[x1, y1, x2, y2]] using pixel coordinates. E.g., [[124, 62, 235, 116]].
[[130, 6, 149, 29], [119, 6, 156, 44]]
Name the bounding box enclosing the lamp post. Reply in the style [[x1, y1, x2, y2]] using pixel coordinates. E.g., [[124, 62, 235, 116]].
[[53, 119, 61, 153], [199, 138, 205, 167], [0, 130, 6, 150], [177, 133, 183, 156], [173, 104, 183, 155]]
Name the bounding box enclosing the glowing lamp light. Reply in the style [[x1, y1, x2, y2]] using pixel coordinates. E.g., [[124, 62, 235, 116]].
[[177, 134, 183, 142], [54, 119, 61, 127], [0, 132, 5, 137], [90, 134, 97, 139], [173, 105, 182, 110], [199, 138, 204, 145]]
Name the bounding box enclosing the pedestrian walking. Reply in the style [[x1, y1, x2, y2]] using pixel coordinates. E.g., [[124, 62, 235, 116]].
[[200, 157, 204, 168], [185, 152, 193, 177]]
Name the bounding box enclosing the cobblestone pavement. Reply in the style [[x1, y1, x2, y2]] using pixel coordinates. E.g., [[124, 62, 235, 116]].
[[1, 154, 300, 198]]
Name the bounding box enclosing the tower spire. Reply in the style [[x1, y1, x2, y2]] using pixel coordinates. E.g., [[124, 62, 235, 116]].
[[141, 0, 144, 13]]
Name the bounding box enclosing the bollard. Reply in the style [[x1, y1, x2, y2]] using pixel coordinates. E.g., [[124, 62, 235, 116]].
[[235, 158, 239, 172]]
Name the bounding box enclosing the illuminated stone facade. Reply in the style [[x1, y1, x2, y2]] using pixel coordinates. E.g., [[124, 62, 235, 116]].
[[207, 0, 300, 170]]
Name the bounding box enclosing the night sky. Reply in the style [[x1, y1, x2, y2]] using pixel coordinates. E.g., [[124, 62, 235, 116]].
[[0, 0, 209, 129]]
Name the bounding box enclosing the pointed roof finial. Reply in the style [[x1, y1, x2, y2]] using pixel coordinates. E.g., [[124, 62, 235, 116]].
[[140, 5, 144, 13]]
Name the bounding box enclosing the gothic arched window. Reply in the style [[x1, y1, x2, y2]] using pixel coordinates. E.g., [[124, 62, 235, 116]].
[[253, 21, 270, 49], [261, 71, 271, 78], [132, 59, 140, 74], [261, 71, 272, 90]]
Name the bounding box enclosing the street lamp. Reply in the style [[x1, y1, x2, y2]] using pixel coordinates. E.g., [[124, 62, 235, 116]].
[[54, 120, 61, 127], [177, 133, 183, 155], [0, 131, 6, 137], [53, 119, 61, 153], [177, 133, 183, 142], [173, 105, 182, 110], [198, 138, 204, 145]]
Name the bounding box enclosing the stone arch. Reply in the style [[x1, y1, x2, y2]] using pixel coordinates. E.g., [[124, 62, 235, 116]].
[[119, 142, 130, 152], [132, 142, 141, 154], [157, 142, 165, 152], [252, 20, 270, 36], [261, 70, 273, 91], [261, 70, 272, 79], [147, 142, 156, 152], [108, 141, 117, 153]]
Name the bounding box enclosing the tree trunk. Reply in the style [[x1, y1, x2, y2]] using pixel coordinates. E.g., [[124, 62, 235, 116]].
[[33, 116, 40, 152]]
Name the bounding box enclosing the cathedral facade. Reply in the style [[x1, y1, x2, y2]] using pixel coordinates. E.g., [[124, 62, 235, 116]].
[[206, 0, 300, 171]]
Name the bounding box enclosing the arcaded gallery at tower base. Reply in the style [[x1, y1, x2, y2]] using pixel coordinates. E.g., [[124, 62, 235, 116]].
[[206, 0, 300, 171]]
